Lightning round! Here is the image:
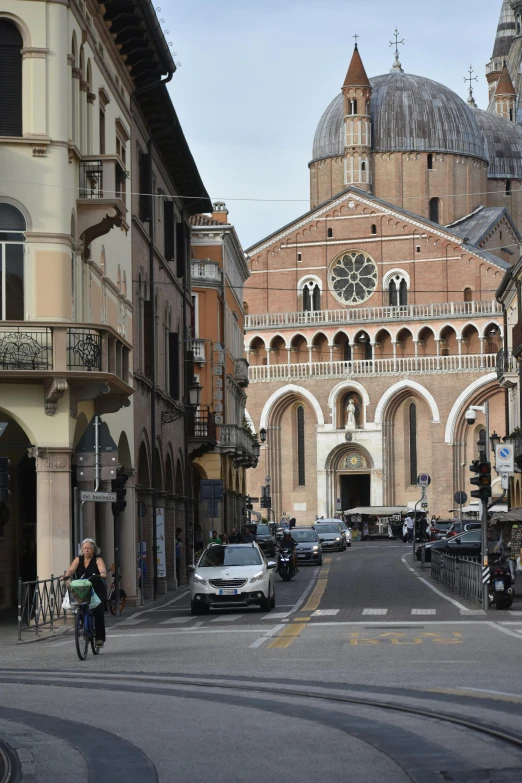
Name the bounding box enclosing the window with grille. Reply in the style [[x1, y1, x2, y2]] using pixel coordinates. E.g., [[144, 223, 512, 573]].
[[0, 21, 23, 137], [409, 403, 417, 486], [297, 406, 306, 486]]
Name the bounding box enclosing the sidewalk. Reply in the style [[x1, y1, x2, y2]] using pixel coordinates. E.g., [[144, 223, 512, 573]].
[[0, 589, 186, 646]]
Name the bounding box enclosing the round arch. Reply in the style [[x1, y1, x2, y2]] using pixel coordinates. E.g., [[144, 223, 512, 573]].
[[260, 384, 324, 429], [444, 373, 497, 443], [374, 380, 441, 425], [0, 405, 36, 445], [117, 431, 132, 470], [0, 13, 31, 47], [328, 380, 370, 429], [325, 442, 374, 472], [137, 441, 150, 487]]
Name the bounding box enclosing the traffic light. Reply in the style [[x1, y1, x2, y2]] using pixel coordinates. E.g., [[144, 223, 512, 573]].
[[0, 457, 11, 504], [246, 497, 253, 511], [112, 475, 127, 513], [470, 460, 491, 501]]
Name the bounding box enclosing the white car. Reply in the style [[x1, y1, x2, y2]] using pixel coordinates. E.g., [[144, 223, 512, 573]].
[[190, 542, 276, 615], [336, 520, 352, 548]]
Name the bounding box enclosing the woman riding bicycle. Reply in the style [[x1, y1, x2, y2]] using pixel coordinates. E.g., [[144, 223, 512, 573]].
[[62, 538, 107, 649]]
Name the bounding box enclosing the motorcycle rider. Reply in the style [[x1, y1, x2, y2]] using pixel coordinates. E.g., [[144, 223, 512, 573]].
[[279, 530, 298, 574]]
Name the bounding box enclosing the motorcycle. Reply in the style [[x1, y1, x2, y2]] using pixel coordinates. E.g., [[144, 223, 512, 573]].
[[278, 548, 296, 582], [488, 555, 514, 610]]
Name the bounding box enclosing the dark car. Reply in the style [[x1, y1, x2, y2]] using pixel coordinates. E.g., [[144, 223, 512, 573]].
[[417, 530, 482, 562], [429, 520, 456, 541], [251, 523, 277, 558], [445, 521, 481, 538], [291, 528, 323, 565]]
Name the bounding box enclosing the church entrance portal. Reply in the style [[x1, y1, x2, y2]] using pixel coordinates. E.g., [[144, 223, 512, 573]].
[[340, 474, 370, 512]]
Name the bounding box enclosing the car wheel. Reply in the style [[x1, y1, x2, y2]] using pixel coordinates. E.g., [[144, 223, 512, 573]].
[[270, 587, 276, 608]]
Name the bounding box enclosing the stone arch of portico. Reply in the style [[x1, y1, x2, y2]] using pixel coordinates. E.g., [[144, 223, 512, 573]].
[[260, 384, 324, 429], [375, 381, 440, 425], [0, 405, 36, 446], [324, 442, 375, 517], [328, 381, 370, 430]]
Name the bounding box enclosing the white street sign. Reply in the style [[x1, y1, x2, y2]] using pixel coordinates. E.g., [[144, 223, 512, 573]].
[[495, 444, 514, 474], [79, 491, 116, 502], [417, 473, 431, 487]]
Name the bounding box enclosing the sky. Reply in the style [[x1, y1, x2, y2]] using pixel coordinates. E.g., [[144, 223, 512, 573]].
[[161, 0, 502, 249]]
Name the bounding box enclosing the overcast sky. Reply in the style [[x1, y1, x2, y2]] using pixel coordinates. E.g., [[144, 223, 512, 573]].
[[162, 0, 501, 249]]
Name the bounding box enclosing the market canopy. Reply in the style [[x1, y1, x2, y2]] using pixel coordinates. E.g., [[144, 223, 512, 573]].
[[344, 506, 408, 515], [491, 507, 522, 522]]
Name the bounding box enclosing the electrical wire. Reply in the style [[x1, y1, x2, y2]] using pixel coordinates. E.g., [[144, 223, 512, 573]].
[[132, 279, 504, 294]]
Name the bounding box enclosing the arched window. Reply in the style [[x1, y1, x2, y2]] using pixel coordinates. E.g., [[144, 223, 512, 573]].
[[371, 224, 377, 235], [0, 20, 23, 137], [409, 402, 417, 486], [303, 286, 311, 312], [312, 284, 321, 311], [344, 340, 352, 361], [389, 279, 398, 307], [463, 287, 472, 302], [388, 276, 408, 307], [0, 203, 25, 320], [297, 406, 306, 486], [506, 180, 512, 196], [327, 227, 333, 238], [429, 198, 440, 223], [399, 279, 408, 306], [361, 161, 366, 172], [302, 280, 321, 312]]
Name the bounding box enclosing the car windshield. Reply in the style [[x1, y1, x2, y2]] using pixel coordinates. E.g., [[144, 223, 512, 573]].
[[433, 522, 454, 529], [292, 530, 318, 542], [337, 521, 348, 531], [315, 524, 339, 533], [198, 546, 263, 567], [256, 525, 271, 536]]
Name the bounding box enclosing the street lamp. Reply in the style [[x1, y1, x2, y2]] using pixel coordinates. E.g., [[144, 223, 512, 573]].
[[490, 431, 501, 454], [161, 379, 202, 424], [259, 428, 267, 444], [188, 380, 202, 407], [252, 440, 261, 459]]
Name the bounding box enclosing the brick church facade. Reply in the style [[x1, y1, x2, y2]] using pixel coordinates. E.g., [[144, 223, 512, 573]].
[[243, 10, 522, 520]]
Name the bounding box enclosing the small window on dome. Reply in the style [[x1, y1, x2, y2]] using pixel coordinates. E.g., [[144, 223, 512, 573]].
[[427, 154, 433, 170]]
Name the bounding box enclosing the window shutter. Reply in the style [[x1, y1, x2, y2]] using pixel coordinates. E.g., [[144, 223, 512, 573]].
[[175, 221, 190, 278], [139, 153, 151, 222], [143, 299, 152, 377], [164, 201, 174, 261], [0, 21, 23, 137], [169, 332, 179, 400]]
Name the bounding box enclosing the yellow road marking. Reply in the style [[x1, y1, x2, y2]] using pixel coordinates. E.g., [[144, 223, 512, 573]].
[[302, 575, 328, 612], [268, 623, 308, 649]]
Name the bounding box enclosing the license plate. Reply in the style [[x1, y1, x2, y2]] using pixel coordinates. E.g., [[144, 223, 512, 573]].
[[218, 589, 237, 596], [494, 580, 505, 592], [297, 554, 306, 559]]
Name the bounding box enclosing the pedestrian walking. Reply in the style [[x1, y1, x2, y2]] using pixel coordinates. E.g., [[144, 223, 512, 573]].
[[210, 530, 222, 545], [175, 527, 183, 587], [229, 527, 242, 543], [221, 533, 229, 544], [405, 514, 414, 543]]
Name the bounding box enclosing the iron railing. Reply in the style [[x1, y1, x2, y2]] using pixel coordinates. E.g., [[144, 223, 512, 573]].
[[18, 575, 68, 640], [0, 327, 53, 370], [67, 328, 102, 371], [430, 550, 482, 603], [496, 348, 516, 380], [79, 159, 104, 198]]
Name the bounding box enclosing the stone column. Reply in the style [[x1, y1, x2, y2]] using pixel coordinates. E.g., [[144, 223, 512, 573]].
[[166, 493, 177, 590], [31, 448, 73, 580], [120, 478, 138, 605]]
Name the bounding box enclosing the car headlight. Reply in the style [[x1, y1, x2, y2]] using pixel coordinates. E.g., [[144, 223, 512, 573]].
[[311, 546, 319, 552], [193, 574, 207, 585], [335, 537, 341, 542], [249, 571, 265, 583]]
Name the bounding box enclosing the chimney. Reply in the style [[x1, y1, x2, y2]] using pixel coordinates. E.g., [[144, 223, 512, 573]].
[[212, 201, 229, 224]]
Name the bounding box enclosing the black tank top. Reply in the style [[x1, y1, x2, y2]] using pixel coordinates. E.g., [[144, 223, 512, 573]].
[[77, 555, 105, 599]]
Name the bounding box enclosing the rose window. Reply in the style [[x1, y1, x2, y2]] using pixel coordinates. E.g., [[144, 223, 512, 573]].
[[330, 251, 378, 304]]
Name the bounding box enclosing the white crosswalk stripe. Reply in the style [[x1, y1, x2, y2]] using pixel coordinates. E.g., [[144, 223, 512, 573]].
[[411, 609, 436, 615], [159, 617, 193, 625], [211, 615, 244, 622], [311, 609, 340, 617], [262, 612, 290, 620], [362, 609, 388, 615]]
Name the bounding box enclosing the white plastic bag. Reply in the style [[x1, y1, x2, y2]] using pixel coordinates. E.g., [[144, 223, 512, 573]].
[[89, 591, 101, 610], [62, 591, 71, 611]]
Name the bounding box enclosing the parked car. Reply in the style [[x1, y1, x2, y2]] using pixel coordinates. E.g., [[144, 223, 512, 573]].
[[252, 523, 277, 557], [416, 530, 482, 562], [445, 521, 481, 538], [190, 543, 276, 614], [428, 520, 458, 540], [313, 521, 346, 552], [336, 519, 352, 547], [292, 528, 323, 565]]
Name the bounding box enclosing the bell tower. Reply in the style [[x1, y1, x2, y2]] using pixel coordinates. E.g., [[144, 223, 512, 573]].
[[342, 44, 372, 192]]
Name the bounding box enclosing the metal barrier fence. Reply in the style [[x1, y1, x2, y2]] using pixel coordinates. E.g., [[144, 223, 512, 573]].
[[18, 575, 68, 641], [430, 550, 482, 603]]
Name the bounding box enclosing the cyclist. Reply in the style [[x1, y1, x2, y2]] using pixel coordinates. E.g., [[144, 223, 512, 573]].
[[63, 538, 107, 649]]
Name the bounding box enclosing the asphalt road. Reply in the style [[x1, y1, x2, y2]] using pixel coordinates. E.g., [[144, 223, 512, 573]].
[[3, 541, 522, 782]]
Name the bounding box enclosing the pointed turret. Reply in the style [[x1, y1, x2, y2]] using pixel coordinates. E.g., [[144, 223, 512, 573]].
[[487, 1, 517, 100], [342, 45, 372, 192], [495, 62, 517, 120]]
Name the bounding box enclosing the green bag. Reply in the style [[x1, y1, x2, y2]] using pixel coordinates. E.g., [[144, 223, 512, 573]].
[[70, 579, 92, 602]]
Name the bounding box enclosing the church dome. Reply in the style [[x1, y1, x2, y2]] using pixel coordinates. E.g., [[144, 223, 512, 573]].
[[312, 72, 487, 163], [471, 108, 522, 179]]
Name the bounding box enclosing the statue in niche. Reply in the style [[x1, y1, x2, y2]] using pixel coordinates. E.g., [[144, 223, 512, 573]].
[[345, 397, 356, 431]]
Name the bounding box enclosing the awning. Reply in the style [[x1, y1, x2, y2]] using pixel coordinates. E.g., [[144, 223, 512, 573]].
[[461, 503, 508, 514], [344, 506, 408, 516], [491, 507, 522, 522]]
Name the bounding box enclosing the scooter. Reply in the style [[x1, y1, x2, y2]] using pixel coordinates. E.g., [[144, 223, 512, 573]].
[[278, 548, 295, 582], [488, 555, 514, 610]]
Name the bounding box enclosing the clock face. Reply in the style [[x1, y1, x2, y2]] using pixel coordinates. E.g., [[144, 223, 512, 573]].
[[345, 453, 363, 469]]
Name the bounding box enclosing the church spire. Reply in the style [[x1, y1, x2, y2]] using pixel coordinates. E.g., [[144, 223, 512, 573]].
[[343, 43, 370, 88], [495, 61, 517, 120], [487, 2, 517, 101], [342, 45, 372, 193]]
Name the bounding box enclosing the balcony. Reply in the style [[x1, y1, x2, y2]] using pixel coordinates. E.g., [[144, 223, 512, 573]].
[[77, 156, 128, 253], [245, 300, 502, 330], [0, 323, 132, 415], [188, 407, 217, 458], [234, 358, 249, 388], [496, 349, 518, 388], [220, 425, 258, 468], [192, 339, 206, 363], [191, 260, 222, 288], [249, 353, 497, 382]]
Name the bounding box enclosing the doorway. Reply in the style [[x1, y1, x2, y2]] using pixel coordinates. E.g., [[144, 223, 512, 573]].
[[340, 474, 370, 512]]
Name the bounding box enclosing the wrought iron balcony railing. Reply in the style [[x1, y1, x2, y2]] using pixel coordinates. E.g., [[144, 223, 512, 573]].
[[79, 156, 128, 205], [496, 349, 517, 387], [0, 327, 53, 370]]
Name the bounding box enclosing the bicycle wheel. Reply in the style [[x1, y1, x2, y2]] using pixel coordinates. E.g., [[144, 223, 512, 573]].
[[75, 608, 89, 661], [109, 588, 126, 616]]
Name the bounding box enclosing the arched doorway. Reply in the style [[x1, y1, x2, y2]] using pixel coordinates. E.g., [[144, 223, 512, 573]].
[[325, 444, 374, 516]]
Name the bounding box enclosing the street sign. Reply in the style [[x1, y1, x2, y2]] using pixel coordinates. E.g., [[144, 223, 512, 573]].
[[417, 473, 431, 487], [79, 491, 116, 502], [495, 443, 514, 473], [454, 491, 468, 505], [0, 423, 8, 438]]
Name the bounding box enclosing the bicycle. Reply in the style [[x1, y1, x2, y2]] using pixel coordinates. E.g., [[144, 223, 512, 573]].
[[66, 576, 101, 661], [107, 570, 126, 616]]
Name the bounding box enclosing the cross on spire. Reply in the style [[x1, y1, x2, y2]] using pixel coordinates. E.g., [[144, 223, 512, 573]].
[[389, 28, 405, 73], [353, 33, 359, 49], [464, 65, 478, 106]]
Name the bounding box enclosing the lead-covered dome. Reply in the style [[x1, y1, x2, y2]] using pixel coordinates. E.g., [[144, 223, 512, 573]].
[[312, 72, 487, 163], [471, 107, 522, 179]]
